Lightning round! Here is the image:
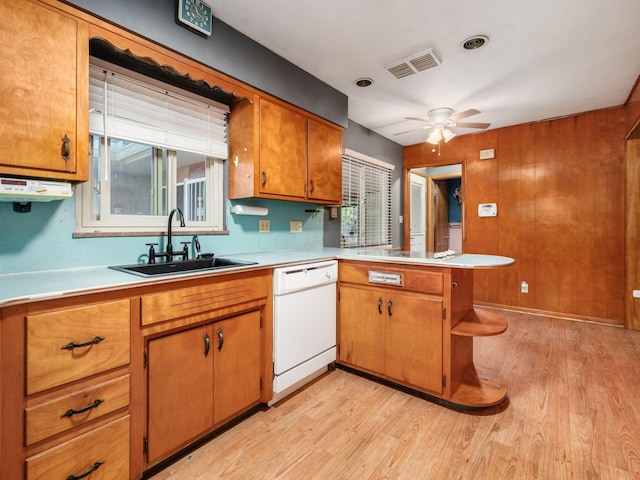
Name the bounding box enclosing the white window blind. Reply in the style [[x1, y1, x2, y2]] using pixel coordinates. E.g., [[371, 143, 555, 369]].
[[341, 152, 393, 248], [89, 64, 229, 158]]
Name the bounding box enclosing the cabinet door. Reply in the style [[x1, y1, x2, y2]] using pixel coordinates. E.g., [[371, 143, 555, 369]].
[[338, 286, 385, 373], [213, 310, 262, 424], [0, 0, 88, 180], [147, 325, 214, 464], [385, 292, 443, 393], [259, 99, 307, 198], [307, 119, 343, 204]]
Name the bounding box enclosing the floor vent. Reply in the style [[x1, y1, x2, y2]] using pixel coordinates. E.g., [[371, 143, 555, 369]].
[[385, 48, 441, 79]]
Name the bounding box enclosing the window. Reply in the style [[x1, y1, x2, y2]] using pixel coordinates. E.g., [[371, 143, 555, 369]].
[[76, 60, 228, 234], [341, 149, 393, 248]]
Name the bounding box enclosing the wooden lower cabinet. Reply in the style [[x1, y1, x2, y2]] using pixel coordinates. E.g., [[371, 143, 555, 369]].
[[339, 284, 443, 395], [339, 286, 385, 373], [140, 270, 270, 474], [0, 296, 132, 480], [0, 269, 271, 479], [338, 260, 508, 408], [145, 308, 264, 467], [213, 310, 262, 424], [383, 291, 443, 394], [147, 324, 214, 464]]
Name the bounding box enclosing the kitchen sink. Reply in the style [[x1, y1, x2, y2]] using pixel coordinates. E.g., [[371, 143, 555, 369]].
[[109, 257, 258, 277]]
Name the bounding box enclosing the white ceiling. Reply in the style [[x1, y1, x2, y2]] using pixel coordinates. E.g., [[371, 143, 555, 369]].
[[211, 0, 640, 147]]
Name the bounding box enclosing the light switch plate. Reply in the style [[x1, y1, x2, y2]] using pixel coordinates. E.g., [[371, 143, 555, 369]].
[[259, 219, 270, 233], [290, 221, 302, 233]]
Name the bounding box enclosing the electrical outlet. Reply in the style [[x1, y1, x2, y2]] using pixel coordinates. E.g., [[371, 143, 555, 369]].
[[521, 281, 529, 294], [259, 219, 270, 233], [290, 221, 302, 233]]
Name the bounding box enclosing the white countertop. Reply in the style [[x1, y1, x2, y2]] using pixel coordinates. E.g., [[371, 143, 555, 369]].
[[0, 248, 514, 307]]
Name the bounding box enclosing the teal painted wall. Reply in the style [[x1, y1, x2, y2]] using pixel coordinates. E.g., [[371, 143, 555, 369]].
[[447, 177, 462, 223], [0, 197, 323, 274]]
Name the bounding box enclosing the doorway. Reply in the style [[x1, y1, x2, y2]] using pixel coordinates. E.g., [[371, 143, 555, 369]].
[[433, 179, 450, 252], [407, 164, 462, 253], [409, 172, 426, 251]]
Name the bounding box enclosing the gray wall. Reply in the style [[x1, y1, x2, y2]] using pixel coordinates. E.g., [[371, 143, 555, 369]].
[[323, 120, 404, 248], [66, 0, 347, 127]]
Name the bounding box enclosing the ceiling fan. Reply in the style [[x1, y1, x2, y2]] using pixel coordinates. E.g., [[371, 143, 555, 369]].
[[397, 108, 490, 145]]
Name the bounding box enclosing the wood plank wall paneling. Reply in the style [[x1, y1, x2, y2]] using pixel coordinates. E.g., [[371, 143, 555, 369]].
[[403, 106, 627, 325], [627, 82, 640, 329], [627, 138, 640, 330]]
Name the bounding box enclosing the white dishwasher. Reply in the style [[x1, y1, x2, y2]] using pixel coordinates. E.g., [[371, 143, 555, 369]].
[[271, 260, 338, 405]]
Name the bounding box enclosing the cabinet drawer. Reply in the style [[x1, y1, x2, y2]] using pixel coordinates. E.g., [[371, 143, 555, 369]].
[[26, 300, 130, 394], [141, 275, 269, 325], [26, 375, 130, 446], [26, 415, 129, 480], [339, 262, 444, 295]]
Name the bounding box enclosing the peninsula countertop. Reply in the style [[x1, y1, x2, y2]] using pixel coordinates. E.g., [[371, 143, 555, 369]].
[[0, 248, 514, 307]]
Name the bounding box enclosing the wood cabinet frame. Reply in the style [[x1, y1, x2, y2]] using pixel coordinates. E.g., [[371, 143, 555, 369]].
[[337, 260, 508, 408], [0, 267, 273, 480], [229, 96, 343, 204]]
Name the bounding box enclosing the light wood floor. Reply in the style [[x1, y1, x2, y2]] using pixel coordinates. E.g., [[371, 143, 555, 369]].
[[150, 309, 640, 479]]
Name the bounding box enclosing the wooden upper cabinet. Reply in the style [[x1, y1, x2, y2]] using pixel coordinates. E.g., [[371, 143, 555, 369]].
[[0, 0, 88, 181], [307, 118, 343, 203], [229, 96, 343, 204], [259, 99, 308, 198]]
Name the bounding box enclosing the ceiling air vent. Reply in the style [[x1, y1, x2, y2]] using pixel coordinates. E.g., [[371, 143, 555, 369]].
[[385, 48, 441, 79]]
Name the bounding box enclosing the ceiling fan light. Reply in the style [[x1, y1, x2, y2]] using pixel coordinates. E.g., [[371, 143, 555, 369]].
[[430, 128, 443, 142], [442, 129, 456, 142]]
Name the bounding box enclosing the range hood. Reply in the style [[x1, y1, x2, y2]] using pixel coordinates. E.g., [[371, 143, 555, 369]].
[[0, 177, 73, 202]]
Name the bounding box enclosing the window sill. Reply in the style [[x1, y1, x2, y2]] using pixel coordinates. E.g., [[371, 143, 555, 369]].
[[73, 229, 229, 239]]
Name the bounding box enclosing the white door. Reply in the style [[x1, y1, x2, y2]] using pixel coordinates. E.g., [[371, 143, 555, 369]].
[[410, 173, 426, 252]]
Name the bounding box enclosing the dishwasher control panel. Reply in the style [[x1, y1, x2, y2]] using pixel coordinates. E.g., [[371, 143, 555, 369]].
[[273, 260, 338, 294]]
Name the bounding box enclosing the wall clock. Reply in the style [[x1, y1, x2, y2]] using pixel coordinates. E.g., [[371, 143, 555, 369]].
[[178, 0, 212, 37]]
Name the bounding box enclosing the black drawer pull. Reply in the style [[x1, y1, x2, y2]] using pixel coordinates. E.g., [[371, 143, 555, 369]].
[[67, 461, 104, 480], [61, 134, 70, 162], [61, 399, 104, 418], [378, 298, 383, 315], [388, 299, 393, 317], [61, 336, 105, 351]]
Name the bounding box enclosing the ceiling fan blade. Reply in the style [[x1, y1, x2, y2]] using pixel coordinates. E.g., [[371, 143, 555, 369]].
[[404, 116, 431, 123], [450, 109, 480, 122], [394, 125, 430, 135], [455, 121, 491, 129]]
